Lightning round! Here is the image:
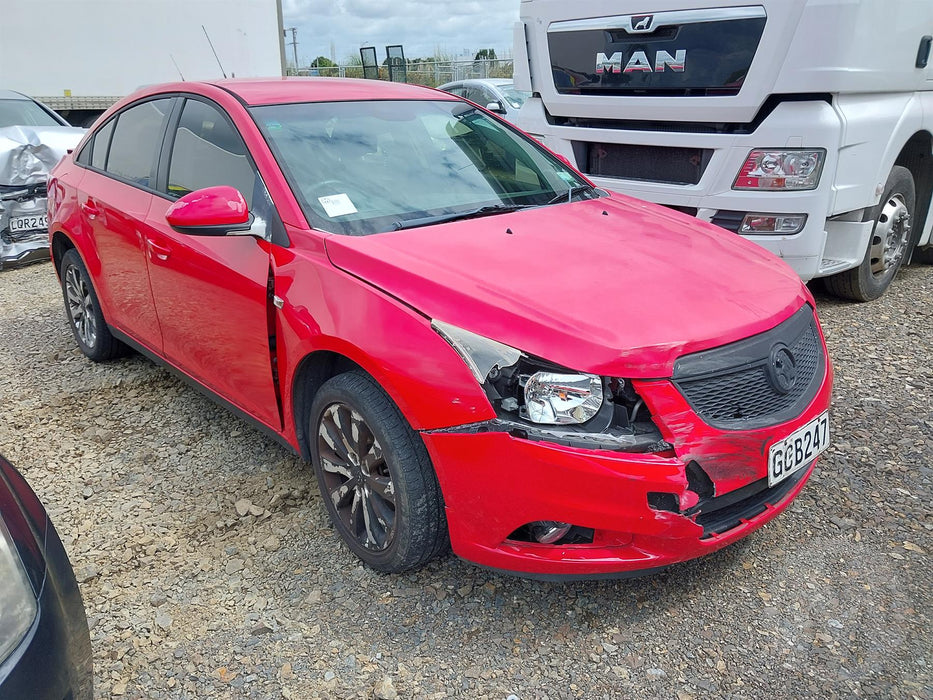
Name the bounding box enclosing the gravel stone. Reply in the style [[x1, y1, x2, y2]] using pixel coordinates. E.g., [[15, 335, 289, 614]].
[[1, 261, 930, 699]]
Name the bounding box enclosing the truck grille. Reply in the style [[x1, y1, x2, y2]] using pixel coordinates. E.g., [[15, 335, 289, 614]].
[[672, 306, 825, 430], [577, 142, 711, 185]]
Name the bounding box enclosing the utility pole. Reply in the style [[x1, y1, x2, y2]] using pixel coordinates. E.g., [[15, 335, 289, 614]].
[[284, 27, 299, 73]]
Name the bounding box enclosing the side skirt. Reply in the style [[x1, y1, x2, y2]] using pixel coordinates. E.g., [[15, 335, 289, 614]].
[[109, 327, 300, 458]]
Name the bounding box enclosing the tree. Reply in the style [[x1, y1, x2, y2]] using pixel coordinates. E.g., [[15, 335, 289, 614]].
[[312, 56, 336, 68], [474, 48, 497, 61]]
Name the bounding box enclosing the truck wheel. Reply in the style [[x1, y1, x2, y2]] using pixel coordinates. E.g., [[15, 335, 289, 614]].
[[826, 165, 916, 301], [309, 371, 449, 573], [825, 166, 915, 301]]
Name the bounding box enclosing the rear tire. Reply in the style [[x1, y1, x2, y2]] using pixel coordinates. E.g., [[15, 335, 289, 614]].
[[824, 166, 915, 301], [59, 248, 127, 361], [309, 371, 449, 573]]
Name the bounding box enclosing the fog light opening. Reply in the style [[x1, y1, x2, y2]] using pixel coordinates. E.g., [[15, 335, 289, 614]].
[[529, 520, 572, 544]]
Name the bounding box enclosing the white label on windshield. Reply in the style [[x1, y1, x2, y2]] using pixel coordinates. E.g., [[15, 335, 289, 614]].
[[318, 193, 358, 217]]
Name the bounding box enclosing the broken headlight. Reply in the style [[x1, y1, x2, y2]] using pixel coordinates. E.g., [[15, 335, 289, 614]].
[[432, 320, 668, 452]]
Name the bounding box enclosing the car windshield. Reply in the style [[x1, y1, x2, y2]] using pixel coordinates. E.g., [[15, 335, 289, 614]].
[[0, 99, 63, 128], [252, 99, 595, 236], [498, 85, 531, 109]]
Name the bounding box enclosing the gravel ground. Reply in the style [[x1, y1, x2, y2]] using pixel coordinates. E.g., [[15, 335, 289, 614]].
[[0, 260, 930, 700]]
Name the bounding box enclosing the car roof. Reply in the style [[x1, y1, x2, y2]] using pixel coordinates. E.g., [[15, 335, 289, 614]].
[[204, 77, 458, 106], [0, 89, 32, 101]]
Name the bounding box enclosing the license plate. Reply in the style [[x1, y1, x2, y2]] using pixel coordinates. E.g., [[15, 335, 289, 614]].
[[9, 214, 48, 233], [768, 411, 830, 487]]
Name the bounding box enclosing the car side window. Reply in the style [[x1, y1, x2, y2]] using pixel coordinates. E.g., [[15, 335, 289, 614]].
[[89, 119, 116, 170], [166, 99, 256, 207], [106, 99, 173, 187]]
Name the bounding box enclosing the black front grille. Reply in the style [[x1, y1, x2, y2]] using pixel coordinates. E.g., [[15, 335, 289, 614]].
[[693, 464, 810, 538], [710, 210, 745, 232], [0, 182, 48, 202], [577, 142, 711, 185], [673, 306, 825, 430]]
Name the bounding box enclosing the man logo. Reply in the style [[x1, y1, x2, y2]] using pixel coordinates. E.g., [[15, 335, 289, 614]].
[[631, 15, 654, 32]]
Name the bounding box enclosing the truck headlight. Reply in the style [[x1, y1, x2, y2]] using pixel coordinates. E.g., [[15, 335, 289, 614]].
[[0, 518, 37, 662], [733, 149, 825, 191]]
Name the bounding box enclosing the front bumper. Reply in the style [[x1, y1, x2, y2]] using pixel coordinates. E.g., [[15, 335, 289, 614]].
[[0, 190, 50, 270], [423, 360, 832, 578]]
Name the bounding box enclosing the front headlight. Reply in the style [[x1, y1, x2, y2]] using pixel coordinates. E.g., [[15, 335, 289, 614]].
[[733, 149, 825, 191], [0, 518, 37, 662], [524, 372, 603, 425], [432, 320, 669, 452], [432, 320, 602, 425]]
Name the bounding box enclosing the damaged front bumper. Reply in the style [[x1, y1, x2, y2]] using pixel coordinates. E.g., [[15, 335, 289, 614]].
[[1, 183, 51, 269], [421, 362, 832, 579], [0, 124, 85, 270]]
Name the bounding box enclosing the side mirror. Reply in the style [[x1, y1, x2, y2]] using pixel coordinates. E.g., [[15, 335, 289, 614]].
[[165, 186, 254, 236], [485, 101, 506, 114]]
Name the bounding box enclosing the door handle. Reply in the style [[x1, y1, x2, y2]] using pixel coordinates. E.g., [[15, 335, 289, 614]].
[[81, 200, 100, 220], [147, 238, 172, 262]]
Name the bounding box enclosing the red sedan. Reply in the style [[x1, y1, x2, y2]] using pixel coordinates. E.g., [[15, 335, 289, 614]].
[[48, 78, 832, 578]]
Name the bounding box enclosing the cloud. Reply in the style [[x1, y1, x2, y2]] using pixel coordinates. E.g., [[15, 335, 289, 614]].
[[282, 0, 518, 63]]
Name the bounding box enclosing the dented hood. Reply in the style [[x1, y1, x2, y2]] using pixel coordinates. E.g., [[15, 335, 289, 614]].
[[324, 195, 809, 378], [0, 125, 85, 186]]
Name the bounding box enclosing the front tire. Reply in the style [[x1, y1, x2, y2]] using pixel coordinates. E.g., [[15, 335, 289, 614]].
[[825, 166, 915, 301], [59, 248, 126, 361], [309, 371, 448, 573]]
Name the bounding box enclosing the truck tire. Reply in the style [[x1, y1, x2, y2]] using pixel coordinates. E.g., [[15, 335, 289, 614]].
[[825, 166, 915, 302]]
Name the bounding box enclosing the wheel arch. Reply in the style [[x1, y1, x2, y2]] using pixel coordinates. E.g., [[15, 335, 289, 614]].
[[893, 130, 933, 252], [50, 230, 76, 276], [290, 349, 369, 462]]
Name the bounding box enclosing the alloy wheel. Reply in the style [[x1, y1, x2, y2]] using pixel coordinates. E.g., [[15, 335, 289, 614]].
[[317, 402, 396, 551], [64, 265, 98, 348]]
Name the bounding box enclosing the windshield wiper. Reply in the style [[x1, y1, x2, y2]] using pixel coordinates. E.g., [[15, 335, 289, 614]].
[[393, 204, 529, 231], [547, 185, 596, 205]]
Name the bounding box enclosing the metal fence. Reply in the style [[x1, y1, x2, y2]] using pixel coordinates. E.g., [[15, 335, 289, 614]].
[[291, 59, 514, 88]]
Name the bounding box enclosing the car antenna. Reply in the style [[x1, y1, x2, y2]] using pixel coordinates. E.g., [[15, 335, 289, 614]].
[[170, 54, 186, 81], [202, 25, 228, 79]]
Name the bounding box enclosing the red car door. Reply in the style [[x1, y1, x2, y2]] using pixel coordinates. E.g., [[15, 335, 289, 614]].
[[75, 100, 174, 351], [142, 97, 281, 429]]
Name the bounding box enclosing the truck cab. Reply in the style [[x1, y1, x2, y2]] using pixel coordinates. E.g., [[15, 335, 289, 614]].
[[514, 0, 933, 300]]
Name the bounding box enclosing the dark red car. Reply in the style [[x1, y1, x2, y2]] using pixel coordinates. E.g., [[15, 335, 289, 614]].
[[48, 78, 832, 578]]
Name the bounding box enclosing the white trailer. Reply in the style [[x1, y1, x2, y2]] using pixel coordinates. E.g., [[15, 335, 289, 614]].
[[514, 0, 933, 300], [0, 0, 286, 126]]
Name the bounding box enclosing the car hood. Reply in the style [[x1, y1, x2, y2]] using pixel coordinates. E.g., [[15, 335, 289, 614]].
[[0, 125, 86, 186], [324, 195, 810, 378]]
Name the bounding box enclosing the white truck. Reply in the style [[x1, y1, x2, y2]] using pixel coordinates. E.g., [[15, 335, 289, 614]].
[[514, 0, 933, 300], [0, 0, 286, 127]]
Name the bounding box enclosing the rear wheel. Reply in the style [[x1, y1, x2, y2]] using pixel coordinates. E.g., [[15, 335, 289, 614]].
[[825, 166, 915, 301], [309, 371, 448, 573], [59, 248, 126, 361]]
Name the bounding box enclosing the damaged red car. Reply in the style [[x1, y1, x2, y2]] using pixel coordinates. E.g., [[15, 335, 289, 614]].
[[47, 79, 832, 578]]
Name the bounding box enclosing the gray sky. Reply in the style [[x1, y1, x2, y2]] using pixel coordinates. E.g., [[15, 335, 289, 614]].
[[281, 0, 519, 65]]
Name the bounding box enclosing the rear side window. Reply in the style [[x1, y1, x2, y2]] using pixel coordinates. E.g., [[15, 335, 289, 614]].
[[106, 99, 172, 187], [166, 99, 256, 207], [89, 119, 116, 170]]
